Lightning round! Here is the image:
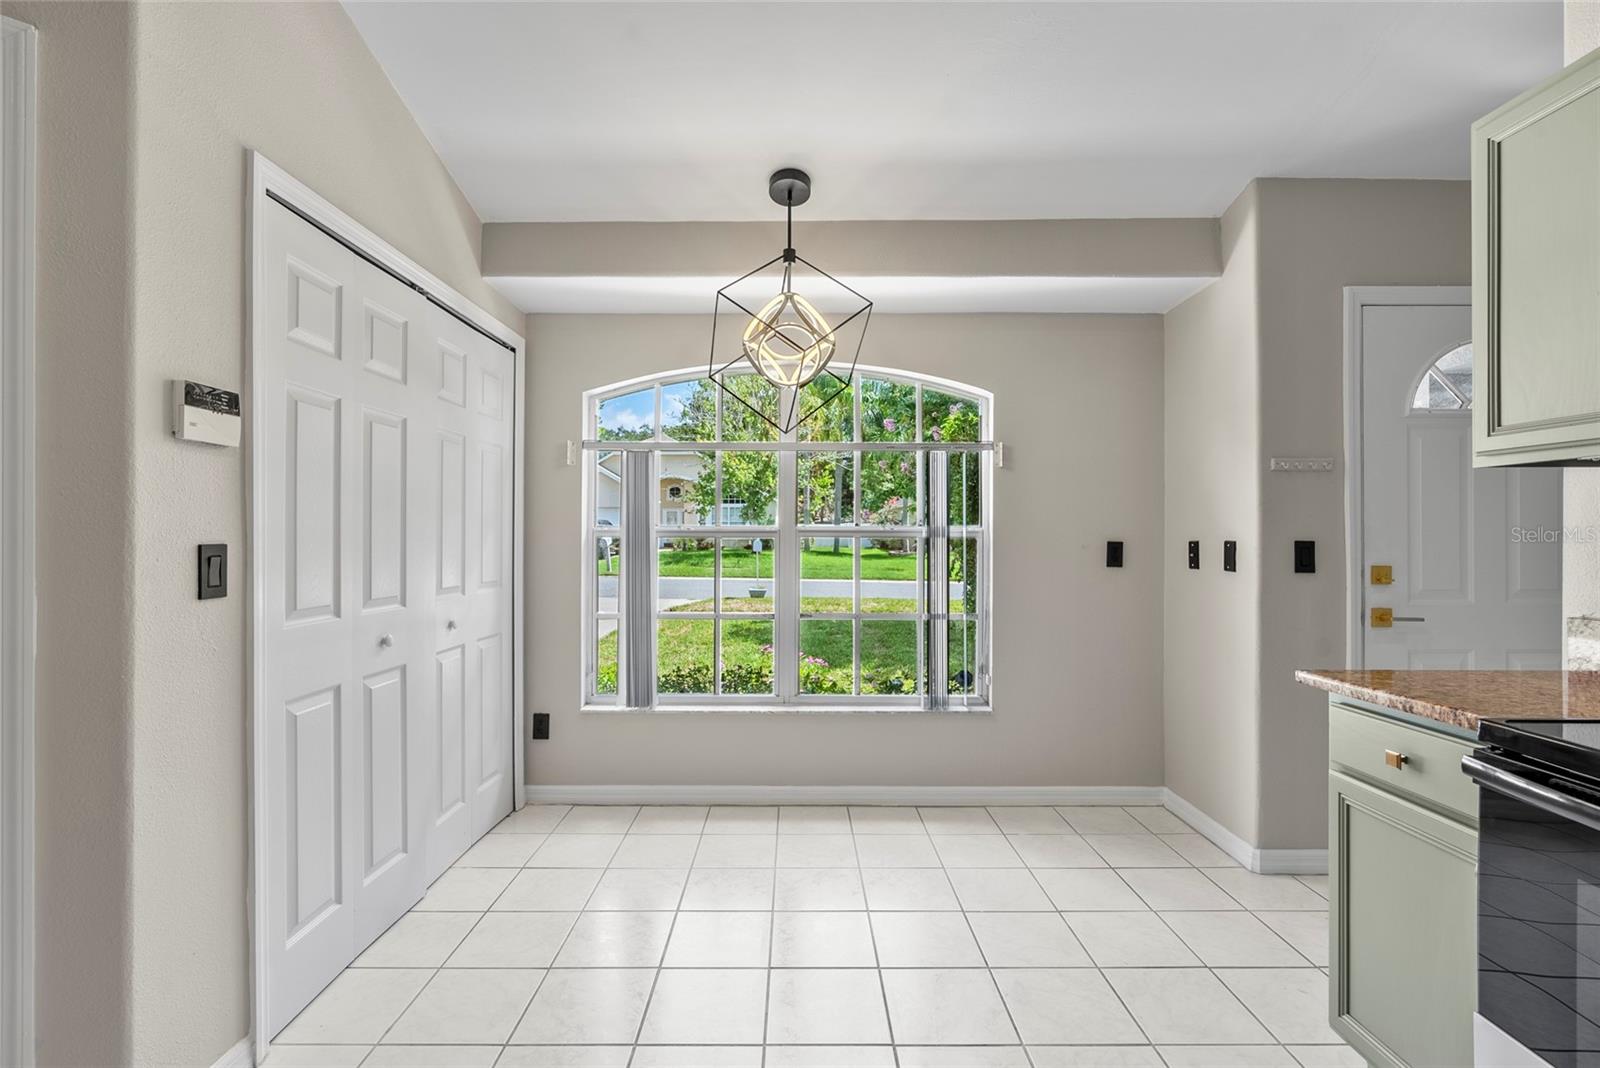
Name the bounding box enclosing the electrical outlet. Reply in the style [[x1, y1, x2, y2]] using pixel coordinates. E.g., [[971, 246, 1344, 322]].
[[1294, 540, 1316, 574], [1223, 540, 1237, 572], [531, 712, 550, 740], [1187, 540, 1200, 570]]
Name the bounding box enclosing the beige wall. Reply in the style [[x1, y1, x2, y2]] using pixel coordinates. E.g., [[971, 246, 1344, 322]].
[[1162, 186, 1264, 845], [15, 2, 520, 1063], [525, 314, 1165, 789], [1253, 179, 1471, 849], [1163, 179, 1471, 853]]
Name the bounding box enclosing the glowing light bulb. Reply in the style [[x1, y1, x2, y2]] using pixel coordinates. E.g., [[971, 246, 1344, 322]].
[[742, 289, 835, 388]]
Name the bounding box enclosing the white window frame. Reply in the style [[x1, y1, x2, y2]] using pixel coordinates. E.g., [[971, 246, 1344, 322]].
[[580, 366, 993, 713]]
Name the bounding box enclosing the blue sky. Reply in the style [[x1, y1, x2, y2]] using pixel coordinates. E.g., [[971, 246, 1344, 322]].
[[598, 388, 654, 435]]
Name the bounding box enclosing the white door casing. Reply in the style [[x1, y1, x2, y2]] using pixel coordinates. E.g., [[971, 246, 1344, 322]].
[[1355, 296, 1561, 670], [253, 159, 522, 1046]]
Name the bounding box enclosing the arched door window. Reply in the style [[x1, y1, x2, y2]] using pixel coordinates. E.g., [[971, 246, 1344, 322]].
[[1410, 343, 1473, 412]]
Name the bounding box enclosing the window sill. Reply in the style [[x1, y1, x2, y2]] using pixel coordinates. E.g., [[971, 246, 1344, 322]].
[[579, 703, 993, 717]]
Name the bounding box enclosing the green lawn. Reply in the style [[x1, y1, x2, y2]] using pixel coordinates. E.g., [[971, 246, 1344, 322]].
[[602, 545, 918, 580], [595, 597, 921, 696]]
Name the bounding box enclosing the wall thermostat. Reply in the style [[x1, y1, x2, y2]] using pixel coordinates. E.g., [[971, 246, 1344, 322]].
[[172, 380, 241, 447]]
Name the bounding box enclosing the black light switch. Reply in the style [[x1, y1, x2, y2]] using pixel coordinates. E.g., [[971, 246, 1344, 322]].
[[1187, 540, 1200, 570], [198, 543, 227, 600], [531, 712, 551, 740], [1223, 540, 1237, 572], [1294, 539, 1316, 574], [1106, 541, 1124, 568]]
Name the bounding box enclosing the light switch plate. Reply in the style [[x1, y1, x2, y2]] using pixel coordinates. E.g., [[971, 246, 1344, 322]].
[[198, 543, 227, 600]]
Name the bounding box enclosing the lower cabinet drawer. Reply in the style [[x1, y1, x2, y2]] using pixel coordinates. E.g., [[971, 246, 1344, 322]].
[[1329, 770, 1477, 1068], [1329, 702, 1478, 821]]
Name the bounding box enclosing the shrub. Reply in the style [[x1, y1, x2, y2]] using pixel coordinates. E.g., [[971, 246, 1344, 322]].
[[658, 663, 715, 694], [719, 662, 773, 694]]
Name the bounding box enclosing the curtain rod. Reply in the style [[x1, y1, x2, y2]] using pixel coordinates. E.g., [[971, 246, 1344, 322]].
[[578, 439, 998, 453]]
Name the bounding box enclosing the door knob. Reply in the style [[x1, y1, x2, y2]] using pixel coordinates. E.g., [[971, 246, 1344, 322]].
[[378, 633, 394, 649], [1370, 564, 1393, 586], [446, 620, 458, 631]]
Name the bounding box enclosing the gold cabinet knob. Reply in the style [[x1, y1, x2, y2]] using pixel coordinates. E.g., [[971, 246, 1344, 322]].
[[1384, 750, 1409, 770]]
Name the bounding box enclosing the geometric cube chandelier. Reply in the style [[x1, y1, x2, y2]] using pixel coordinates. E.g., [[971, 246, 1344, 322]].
[[708, 168, 873, 435]]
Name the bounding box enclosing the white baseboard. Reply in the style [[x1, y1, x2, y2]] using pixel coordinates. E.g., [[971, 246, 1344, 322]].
[[1163, 789, 1328, 876], [212, 1036, 252, 1068], [524, 784, 1166, 806], [1253, 848, 1330, 876]]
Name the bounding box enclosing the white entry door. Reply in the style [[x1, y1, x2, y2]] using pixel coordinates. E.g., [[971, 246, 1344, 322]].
[[260, 203, 515, 1036], [1360, 299, 1561, 669]]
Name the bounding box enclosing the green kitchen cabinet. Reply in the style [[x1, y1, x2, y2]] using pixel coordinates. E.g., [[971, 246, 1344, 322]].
[[1473, 47, 1600, 465], [1327, 700, 1478, 1068]]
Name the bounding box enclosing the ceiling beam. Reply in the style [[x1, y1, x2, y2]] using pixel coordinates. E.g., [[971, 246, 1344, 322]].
[[481, 218, 1221, 281]]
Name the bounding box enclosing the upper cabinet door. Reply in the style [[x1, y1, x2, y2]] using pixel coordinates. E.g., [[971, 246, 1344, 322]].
[[1474, 50, 1600, 467]]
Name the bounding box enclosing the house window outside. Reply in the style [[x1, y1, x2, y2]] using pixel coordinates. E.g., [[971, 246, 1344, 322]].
[[585, 369, 992, 710]]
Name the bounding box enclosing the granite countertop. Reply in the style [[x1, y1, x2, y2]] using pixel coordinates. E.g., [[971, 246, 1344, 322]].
[[1295, 669, 1600, 732]]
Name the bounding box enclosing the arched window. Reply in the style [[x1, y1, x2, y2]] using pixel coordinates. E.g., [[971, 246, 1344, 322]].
[[1411, 343, 1473, 412], [584, 367, 992, 711]]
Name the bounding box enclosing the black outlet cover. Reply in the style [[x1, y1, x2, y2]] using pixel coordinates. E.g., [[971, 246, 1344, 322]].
[[1187, 540, 1200, 570], [532, 712, 551, 740], [1294, 540, 1316, 574], [198, 543, 227, 600], [1106, 541, 1124, 568], [1223, 540, 1237, 572]]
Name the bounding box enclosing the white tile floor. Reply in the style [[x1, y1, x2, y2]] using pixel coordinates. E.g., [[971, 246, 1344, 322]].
[[267, 805, 1363, 1068]]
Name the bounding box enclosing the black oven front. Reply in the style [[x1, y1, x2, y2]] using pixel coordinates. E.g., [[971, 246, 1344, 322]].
[[1466, 721, 1600, 1068]]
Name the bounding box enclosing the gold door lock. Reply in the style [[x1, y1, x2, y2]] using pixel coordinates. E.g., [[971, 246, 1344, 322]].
[[1370, 564, 1393, 586], [1371, 607, 1393, 628]]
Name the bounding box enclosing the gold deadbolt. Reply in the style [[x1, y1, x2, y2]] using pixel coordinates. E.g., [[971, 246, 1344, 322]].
[[1370, 607, 1393, 628], [1371, 564, 1393, 586], [1384, 750, 1409, 770]]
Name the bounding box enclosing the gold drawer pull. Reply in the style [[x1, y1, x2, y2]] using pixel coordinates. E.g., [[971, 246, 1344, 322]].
[[1384, 750, 1409, 770]]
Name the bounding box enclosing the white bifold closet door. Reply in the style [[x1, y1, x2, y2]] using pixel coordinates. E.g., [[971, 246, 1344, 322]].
[[261, 204, 514, 1037]]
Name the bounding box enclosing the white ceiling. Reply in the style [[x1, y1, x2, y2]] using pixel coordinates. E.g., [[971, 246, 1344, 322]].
[[344, 0, 1561, 223]]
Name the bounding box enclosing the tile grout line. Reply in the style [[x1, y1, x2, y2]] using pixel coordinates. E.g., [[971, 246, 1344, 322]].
[[857, 807, 900, 1068], [504, 805, 636, 1054], [951, 807, 1034, 1064], [625, 806, 703, 1064], [358, 810, 555, 1059]]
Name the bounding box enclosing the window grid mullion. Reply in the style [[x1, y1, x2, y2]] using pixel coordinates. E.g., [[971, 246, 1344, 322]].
[[926, 450, 950, 711], [713, 535, 723, 696], [853, 531, 862, 696], [776, 439, 798, 702]]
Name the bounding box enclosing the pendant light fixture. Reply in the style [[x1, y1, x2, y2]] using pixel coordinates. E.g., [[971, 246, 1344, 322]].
[[708, 169, 872, 435]]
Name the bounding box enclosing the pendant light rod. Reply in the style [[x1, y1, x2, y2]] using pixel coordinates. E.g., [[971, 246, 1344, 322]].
[[769, 167, 810, 264]]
